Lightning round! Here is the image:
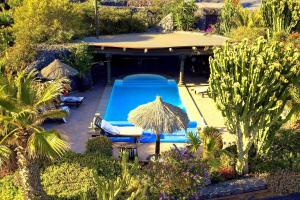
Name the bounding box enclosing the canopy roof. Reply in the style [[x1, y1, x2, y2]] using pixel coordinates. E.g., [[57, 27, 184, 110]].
[[82, 31, 227, 49], [82, 31, 228, 56]]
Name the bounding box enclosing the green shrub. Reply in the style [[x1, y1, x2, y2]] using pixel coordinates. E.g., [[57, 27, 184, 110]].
[[266, 170, 300, 195], [170, 0, 197, 31], [218, 0, 264, 35], [0, 26, 14, 53], [41, 163, 95, 199], [99, 7, 147, 35], [41, 151, 120, 199], [145, 148, 210, 199], [2, 41, 36, 70], [0, 8, 13, 26], [92, 153, 148, 200], [227, 26, 267, 42], [85, 136, 113, 157], [0, 175, 23, 200], [66, 43, 93, 79], [50, 151, 120, 179], [250, 128, 300, 172]]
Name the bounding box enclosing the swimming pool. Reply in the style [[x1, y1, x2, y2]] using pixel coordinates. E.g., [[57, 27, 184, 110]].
[[104, 74, 197, 143]]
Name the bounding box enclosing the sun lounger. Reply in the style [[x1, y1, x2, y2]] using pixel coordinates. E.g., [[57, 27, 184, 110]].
[[90, 114, 142, 158], [60, 96, 84, 107], [91, 114, 143, 141], [42, 105, 70, 123]]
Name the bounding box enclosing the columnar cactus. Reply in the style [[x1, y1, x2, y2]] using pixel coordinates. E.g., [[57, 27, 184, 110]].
[[209, 37, 300, 175], [219, 0, 242, 34], [261, 0, 300, 34]]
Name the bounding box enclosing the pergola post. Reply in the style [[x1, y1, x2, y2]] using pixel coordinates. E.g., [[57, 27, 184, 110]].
[[178, 55, 186, 85], [106, 54, 112, 85]]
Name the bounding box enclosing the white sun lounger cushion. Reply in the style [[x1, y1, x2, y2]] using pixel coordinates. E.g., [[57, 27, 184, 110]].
[[117, 127, 143, 137], [101, 120, 143, 136], [101, 120, 120, 135]]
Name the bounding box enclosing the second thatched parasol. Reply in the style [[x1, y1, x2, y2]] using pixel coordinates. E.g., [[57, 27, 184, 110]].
[[41, 59, 78, 80], [128, 96, 189, 157]]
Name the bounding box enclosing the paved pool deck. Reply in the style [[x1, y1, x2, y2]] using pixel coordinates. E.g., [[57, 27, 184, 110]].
[[43, 83, 106, 153]]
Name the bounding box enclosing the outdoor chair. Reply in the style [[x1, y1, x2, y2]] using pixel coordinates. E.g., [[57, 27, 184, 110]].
[[60, 95, 85, 107], [191, 86, 208, 97]]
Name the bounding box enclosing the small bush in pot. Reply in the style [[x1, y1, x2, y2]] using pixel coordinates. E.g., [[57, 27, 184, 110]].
[[85, 136, 113, 157]]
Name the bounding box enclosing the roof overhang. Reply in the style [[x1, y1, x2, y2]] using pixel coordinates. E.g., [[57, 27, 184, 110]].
[[80, 31, 228, 56]]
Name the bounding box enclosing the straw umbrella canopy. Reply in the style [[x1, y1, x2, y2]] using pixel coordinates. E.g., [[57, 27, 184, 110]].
[[41, 59, 78, 80], [128, 96, 189, 157]]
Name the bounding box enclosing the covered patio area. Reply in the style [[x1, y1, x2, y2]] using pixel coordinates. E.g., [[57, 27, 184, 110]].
[[82, 31, 228, 85]]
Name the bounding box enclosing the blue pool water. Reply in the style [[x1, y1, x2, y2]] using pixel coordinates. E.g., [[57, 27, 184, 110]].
[[104, 74, 197, 143]]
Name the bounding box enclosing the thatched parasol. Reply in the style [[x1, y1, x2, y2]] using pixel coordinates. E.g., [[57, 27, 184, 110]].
[[128, 96, 189, 157], [41, 59, 78, 80]]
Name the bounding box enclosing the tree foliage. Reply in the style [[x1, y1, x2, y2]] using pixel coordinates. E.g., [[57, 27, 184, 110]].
[[98, 7, 148, 35], [170, 0, 197, 31], [13, 0, 88, 44], [209, 37, 300, 174]]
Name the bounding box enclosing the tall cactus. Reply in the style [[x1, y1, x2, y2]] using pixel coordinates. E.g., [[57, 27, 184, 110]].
[[219, 0, 242, 34], [261, 0, 300, 34], [209, 37, 300, 175]]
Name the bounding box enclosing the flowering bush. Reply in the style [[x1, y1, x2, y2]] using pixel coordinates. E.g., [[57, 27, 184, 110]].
[[144, 147, 210, 199], [219, 167, 236, 180]]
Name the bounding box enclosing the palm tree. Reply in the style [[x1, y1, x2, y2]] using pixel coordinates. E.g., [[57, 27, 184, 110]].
[[0, 69, 70, 200]]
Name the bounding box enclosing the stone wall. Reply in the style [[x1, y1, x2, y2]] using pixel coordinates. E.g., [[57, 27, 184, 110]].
[[29, 44, 73, 71]]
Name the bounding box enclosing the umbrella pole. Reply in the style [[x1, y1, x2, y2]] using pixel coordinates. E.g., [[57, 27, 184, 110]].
[[155, 132, 161, 158]]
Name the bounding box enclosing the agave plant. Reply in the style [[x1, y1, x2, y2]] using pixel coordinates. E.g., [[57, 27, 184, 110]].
[[186, 131, 201, 153], [0, 69, 70, 199]]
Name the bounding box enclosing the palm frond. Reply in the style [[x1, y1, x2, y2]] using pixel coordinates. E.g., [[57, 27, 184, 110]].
[[35, 78, 69, 107], [0, 96, 20, 113], [27, 129, 70, 160], [0, 145, 12, 167], [15, 70, 35, 106], [41, 109, 67, 120], [187, 131, 201, 153]]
